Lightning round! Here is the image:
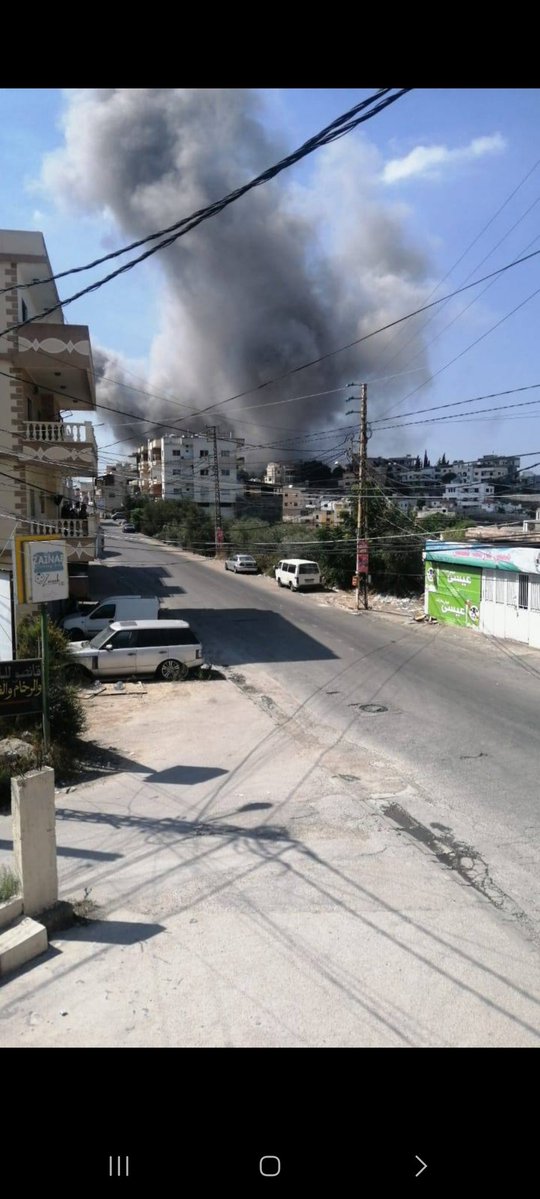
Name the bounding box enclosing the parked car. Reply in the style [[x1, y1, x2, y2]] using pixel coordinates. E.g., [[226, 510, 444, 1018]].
[[225, 553, 258, 574], [67, 620, 203, 682], [122, 523, 136, 533], [61, 596, 160, 641], [275, 558, 322, 591]]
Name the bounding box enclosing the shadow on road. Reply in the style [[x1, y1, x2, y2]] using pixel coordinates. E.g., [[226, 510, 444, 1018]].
[[164, 607, 338, 665]]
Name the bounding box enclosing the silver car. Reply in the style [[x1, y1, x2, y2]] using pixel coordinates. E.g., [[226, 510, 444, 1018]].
[[67, 619, 203, 682], [224, 553, 258, 574]]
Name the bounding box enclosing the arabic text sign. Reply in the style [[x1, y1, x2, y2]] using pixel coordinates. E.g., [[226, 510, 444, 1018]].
[[0, 658, 42, 717], [426, 563, 481, 629], [425, 544, 540, 575], [24, 539, 68, 602]]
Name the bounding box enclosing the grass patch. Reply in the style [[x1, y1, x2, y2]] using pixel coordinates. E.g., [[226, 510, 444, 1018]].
[[0, 866, 20, 902]]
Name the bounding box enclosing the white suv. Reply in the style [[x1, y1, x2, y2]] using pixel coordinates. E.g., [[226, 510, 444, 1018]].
[[68, 620, 203, 681]]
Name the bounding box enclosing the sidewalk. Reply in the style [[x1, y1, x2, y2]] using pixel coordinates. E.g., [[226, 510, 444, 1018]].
[[1, 657, 539, 1047]]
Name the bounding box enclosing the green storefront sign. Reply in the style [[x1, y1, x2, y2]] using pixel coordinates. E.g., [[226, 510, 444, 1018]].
[[425, 563, 481, 629]]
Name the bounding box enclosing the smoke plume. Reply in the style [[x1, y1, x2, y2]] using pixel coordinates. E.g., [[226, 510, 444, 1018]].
[[41, 89, 434, 461]]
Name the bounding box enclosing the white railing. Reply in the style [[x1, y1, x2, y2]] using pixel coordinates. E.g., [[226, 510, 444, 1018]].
[[24, 421, 96, 445], [28, 516, 97, 539]]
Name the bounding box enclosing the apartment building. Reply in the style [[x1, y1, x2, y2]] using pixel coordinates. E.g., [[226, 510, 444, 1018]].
[[443, 481, 495, 510], [96, 461, 137, 513], [264, 461, 295, 486], [135, 431, 245, 513], [0, 230, 99, 584]]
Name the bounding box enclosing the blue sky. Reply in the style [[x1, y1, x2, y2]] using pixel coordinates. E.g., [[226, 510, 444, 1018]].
[[1, 87, 540, 475]]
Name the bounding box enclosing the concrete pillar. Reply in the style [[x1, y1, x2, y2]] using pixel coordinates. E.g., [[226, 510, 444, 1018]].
[[11, 766, 58, 916]]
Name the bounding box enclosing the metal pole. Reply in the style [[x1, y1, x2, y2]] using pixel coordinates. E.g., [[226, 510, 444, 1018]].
[[361, 383, 369, 611], [208, 425, 222, 557], [356, 383, 368, 611], [40, 603, 50, 754]]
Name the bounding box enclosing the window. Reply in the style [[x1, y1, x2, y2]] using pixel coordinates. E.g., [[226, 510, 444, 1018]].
[[530, 576, 540, 611], [173, 488, 182, 494], [506, 575, 518, 606], [221, 450, 230, 457], [109, 630, 136, 649], [298, 563, 318, 574], [221, 469, 230, 476], [172, 470, 183, 475], [518, 574, 529, 610], [200, 469, 209, 477], [172, 450, 181, 457], [92, 603, 116, 621], [495, 576, 506, 604], [199, 450, 209, 458], [482, 570, 495, 602]]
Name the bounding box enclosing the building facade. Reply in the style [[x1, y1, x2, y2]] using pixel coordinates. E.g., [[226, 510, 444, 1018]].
[[424, 540, 540, 649], [0, 230, 100, 584], [96, 461, 137, 514], [135, 431, 245, 514], [264, 462, 295, 486]]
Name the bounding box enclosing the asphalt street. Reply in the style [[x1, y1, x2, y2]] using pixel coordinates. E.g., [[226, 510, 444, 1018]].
[[99, 526, 540, 940]]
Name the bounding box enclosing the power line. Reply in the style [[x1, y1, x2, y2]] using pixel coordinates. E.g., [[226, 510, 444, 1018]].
[[0, 89, 412, 326]]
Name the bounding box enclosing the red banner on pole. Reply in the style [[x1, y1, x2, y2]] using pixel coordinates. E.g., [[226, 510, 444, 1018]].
[[356, 539, 368, 574]]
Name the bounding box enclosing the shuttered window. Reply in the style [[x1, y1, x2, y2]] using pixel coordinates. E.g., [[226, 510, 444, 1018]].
[[529, 576, 540, 611], [482, 570, 495, 602], [519, 574, 529, 609]]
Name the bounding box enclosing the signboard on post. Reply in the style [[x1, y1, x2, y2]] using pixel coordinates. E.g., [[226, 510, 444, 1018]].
[[23, 540, 69, 603], [356, 538, 369, 574], [14, 534, 65, 604], [0, 658, 42, 717], [216, 528, 224, 544]]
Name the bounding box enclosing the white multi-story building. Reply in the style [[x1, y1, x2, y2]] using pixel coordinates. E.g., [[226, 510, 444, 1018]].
[[0, 229, 99, 585], [135, 431, 245, 514], [450, 455, 520, 484], [443, 481, 495, 510], [264, 462, 295, 486]]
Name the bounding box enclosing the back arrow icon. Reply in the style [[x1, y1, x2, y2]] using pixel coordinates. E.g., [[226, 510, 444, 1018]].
[[415, 1156, 428, 1177]]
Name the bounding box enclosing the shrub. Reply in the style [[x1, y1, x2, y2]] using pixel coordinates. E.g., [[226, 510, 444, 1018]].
[[0, 866, 20, 902], [5, 616, 86, 755]]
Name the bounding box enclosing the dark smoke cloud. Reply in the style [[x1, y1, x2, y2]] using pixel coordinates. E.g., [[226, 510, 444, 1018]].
[[42, 89, 434, 460]]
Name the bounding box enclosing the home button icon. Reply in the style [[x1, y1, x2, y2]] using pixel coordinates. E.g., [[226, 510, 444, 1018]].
[[260, 1156, 281, 1177]]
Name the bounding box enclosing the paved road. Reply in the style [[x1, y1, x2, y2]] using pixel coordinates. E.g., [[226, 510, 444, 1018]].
[[95, 527, 540, 939]]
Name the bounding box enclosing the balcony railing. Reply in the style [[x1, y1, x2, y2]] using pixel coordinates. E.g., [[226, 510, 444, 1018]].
[[24, 421, 96, 445], [28, 516, 97, 539]]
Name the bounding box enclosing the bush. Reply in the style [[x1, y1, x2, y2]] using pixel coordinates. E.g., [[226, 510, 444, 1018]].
[[0, 866, 20, 902], [4, 616, 86, 759]]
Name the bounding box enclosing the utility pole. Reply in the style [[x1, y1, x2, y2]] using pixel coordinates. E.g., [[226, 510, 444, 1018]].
[[357, 383, 369, 611], [207, 425, 222, 557], [40, 604, 50, 754]]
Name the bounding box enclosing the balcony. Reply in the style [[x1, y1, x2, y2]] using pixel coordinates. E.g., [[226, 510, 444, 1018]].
[[12, 323, 96, 410], [27, 515, 100, 563], [21, 421, 97, 476]]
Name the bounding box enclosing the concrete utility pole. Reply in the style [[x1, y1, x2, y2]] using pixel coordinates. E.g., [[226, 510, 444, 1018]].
[[356, 383, 369, 611], [207, 425, 222, 557]]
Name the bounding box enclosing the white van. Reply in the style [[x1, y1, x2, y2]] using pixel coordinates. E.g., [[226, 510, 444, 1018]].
[[275, 559, 321, 591], [61, 596, 160, 641]]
